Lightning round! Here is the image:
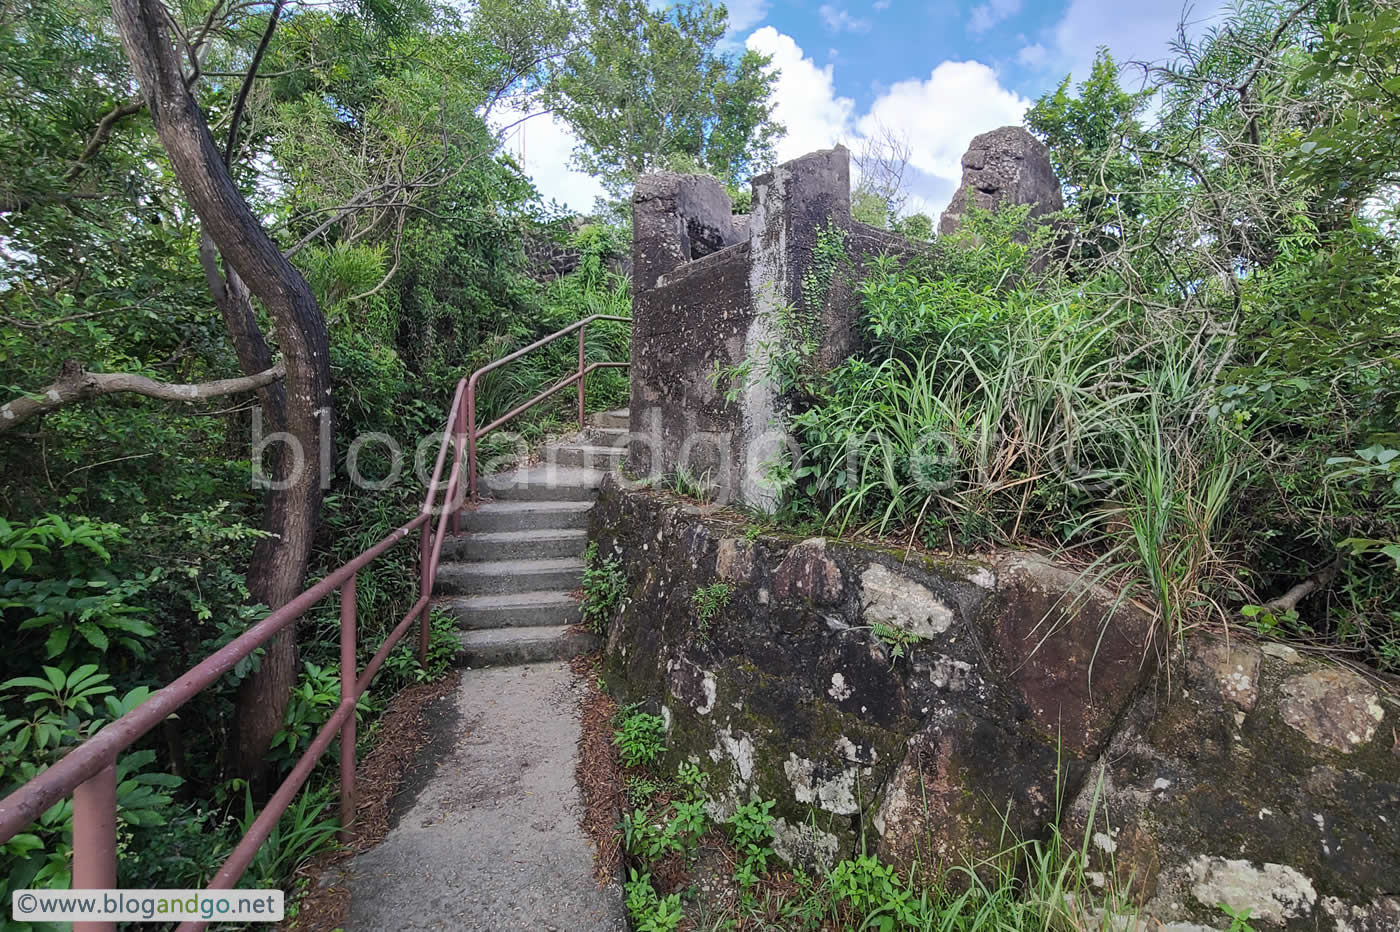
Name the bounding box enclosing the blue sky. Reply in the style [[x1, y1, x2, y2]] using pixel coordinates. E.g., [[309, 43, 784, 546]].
[[501, 0, 1225, 215]]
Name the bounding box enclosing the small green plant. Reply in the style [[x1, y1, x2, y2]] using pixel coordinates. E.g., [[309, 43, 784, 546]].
[[613, 706, 667, 768], [691, 582, 732, 642], [581, 542, 626, 634], [676, 761, 707, 798], [1220, 905, 1259, 932], [670, 467, 714, 502], [743, 523, 763, 542], [869, 622, 924, 663], [383, 609, 459, 686], [727, 795, 776, 890], [624, 869, 684, 932], [625, 774, 662, 806], [827, 853, 928, 928]]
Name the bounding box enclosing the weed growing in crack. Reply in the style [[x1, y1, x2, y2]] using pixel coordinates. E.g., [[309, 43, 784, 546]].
[[691, 582, 732, 643]]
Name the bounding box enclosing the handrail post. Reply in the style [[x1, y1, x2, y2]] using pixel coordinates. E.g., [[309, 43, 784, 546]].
[[418, 524, 430, 666], [72, 763, 117, 932], [452, 394, 467, 534], [337, 573, 357, 843], [577, 323, 586, 429], [466, 379, 478, 501]]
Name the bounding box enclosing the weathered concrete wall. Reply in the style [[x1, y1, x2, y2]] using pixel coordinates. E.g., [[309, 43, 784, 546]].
[[590, 480, 1400, 931], [628, 147, 921, 510]]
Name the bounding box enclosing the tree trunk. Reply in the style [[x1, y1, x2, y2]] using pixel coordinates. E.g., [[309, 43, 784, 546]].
[[111, 0, 332, 783]]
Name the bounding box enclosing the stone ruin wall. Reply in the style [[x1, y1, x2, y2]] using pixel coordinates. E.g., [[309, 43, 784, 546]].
[[627, 145, 917, 510], [592, 483, 1400, 932], [627, 128, 1062, 510], [609, 131, 1400, 931]]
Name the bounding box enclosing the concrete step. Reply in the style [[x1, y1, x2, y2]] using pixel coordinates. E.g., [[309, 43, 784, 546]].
[[457, 500, 594, 532], [434, 557, 585, 596], [435, 591, 582, 629], [587, 426, 629, 443], [475, 465, 605, 502], [441, 528, 587, 561], [549, 443, 627, 469], [455, 626, 602, 667], [590, 408, 629, 429]]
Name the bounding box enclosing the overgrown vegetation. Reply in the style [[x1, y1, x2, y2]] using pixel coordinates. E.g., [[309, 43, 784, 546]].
[[610, 740, 1159, 931], [733, 0, 1400, 671], [0, 0, 778, 912]]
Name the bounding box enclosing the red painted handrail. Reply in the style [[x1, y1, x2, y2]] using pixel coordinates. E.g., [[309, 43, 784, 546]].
[[465, 313, 630, 502], [0, 313, 629, 931]]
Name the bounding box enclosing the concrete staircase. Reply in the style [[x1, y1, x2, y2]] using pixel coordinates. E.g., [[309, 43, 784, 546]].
[[435, 408, 629, 667]]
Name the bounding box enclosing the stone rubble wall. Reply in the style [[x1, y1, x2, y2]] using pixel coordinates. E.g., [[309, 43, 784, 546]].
[[628, 147, 920, 511], [522, 222, 632, 282], [591, 479, 1400, 931]]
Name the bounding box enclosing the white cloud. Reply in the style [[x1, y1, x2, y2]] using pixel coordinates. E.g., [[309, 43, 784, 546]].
[[1016, 42, 1048, 67], [874, 0, 891, 9], [859, 61, 1030, 195], [819, 4, 872, 33], [747, 28, 1029, 218], [968, 0, 1021, 35], [747, 27, 857, 162], [492, 107, 607, 212], [723, 0, 770, 35], [1025, 0, 1228, 85]]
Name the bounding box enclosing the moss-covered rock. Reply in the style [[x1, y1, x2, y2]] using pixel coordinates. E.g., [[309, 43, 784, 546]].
[[590, 478, 1159, 875], [591, 480, 1398, 928], [1067, 632, 1400, 930]]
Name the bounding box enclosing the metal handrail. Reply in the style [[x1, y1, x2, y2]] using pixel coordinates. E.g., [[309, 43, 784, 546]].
[[0, 312, 632, 932], [0, 375, 476, 932], [464, 313, 631, 500]]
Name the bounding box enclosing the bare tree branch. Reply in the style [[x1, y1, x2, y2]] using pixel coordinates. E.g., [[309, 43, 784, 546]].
[[223, 0, 287, 166], [0, 360, 286, 432], [64, 97, 146, 183]]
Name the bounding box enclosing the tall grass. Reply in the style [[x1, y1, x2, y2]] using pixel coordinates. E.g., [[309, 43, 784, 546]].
[[783, 255, 1254, 642]]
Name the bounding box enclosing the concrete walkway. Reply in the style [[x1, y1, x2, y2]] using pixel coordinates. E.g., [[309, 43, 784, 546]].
[[346, 663, 625, 931]]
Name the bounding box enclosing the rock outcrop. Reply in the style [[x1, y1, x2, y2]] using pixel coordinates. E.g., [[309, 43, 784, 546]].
[[938, 126, 1063, 236], [591, 479, 1400, 930], [1067, 635, 1399, 930]]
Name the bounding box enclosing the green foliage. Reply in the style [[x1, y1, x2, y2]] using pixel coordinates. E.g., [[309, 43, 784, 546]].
[[613, 706, 667, 769], [1290, 6, 1400, 198], [1221, 905, 1260, 932], [624, 868, 685, 932], [726, 795, 776, 890], [828, 853, 929, 929], [892, 213, 934, 242], [0, 669, 181, 916], [669, 466, 715, 503], [621, 798, 706, 863], [870, 623, 924, 664], [582, 542, 627, 634], [0, 515, 155, 665], [690, 582, 731, 641], [238, 786, 342, 891], [543, 0, 781, 196], [383, 610, 461, 686]]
